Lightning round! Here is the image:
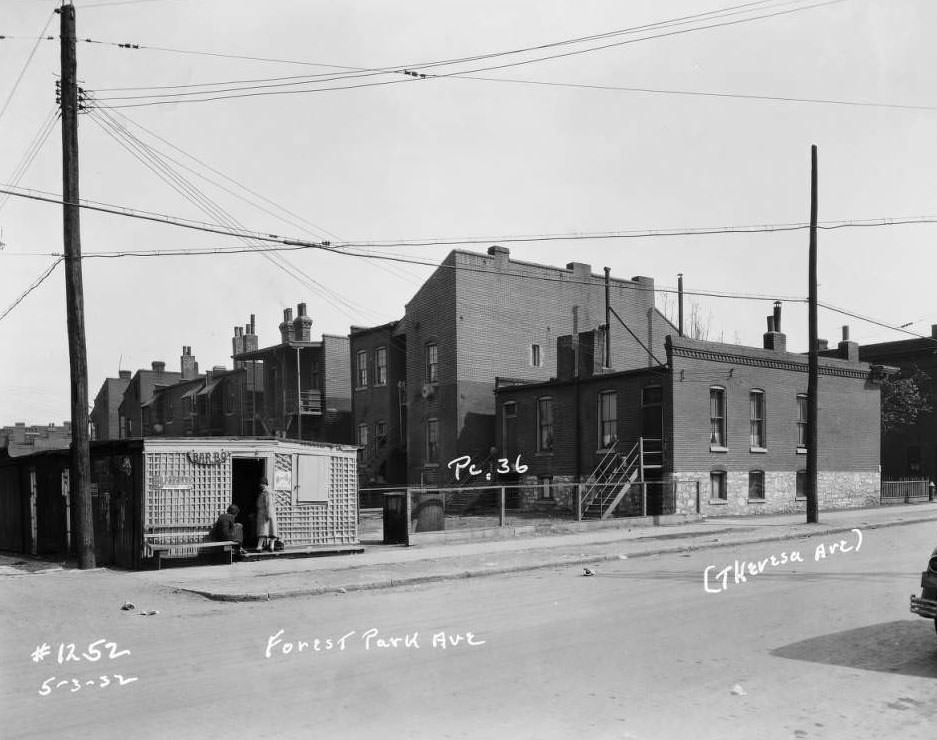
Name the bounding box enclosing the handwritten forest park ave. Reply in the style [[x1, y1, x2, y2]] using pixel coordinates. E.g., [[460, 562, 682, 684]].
[[264, 628, 486, 659], [703, 528, 864, 594]]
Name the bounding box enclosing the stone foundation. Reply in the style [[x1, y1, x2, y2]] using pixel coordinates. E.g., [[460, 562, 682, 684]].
[[670, 470, 880, 517]]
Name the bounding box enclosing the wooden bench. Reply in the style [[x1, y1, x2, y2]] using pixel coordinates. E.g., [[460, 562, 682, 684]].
[[144, 523, 240, 569]]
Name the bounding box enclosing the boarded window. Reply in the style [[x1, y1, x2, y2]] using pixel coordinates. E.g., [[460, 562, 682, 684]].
[[296, 455, 329, 502]]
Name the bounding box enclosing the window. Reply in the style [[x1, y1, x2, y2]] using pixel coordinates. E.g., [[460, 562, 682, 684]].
[[375, 347, 387, 386], [425, 419, 439, 463], [531, 343, 542, 367], [425, 343, 438, 384], [796, 394, 808, 449], [538, 476, 554, 500], [710, 387, 726, 447], [642, 386, 663, 406], [750, 390, 766, 448], [375, 420, 387, 445], [598, 391, 618, 449], [356, 350, 368, 388], [796, 470, 807, 499], [710, 471, 727, 501], [537, 397, 554, 452], [357, 423, 369, 447], [748, 470, 765, 500]]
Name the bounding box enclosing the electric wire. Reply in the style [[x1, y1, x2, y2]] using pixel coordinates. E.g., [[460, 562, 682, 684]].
[[86, 105, 381, 321], [0, 11, 55, 127], [0, 256, 62, 323], [86, 0, 850, 107], [87, 0, 810, 90], [96, 103, 423, 287], [0, 107, 59, 214]]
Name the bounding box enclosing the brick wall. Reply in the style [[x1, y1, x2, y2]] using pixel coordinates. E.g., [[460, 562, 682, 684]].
[[350, 323, 408, 484], [669, 336, 880, 475]]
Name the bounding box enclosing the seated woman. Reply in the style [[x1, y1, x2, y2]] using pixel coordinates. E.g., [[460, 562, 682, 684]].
[[210, 504, 244, 551]]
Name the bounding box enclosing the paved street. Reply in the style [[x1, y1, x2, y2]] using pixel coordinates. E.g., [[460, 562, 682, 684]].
[[3, 518, 937, 739]]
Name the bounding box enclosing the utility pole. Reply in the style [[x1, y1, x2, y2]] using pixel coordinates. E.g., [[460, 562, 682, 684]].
[[807, 144, 819, 524], [59, 3, 95, 568]]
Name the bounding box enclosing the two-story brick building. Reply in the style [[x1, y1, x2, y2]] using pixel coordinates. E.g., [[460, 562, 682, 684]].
[[494, 306, 882, 517], [350, 246, 675, 486]]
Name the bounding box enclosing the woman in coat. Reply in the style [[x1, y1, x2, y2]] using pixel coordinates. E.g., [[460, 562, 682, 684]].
[[255, 478, 278, 551]]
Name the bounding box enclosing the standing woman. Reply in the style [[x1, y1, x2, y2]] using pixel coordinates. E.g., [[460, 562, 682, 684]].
[[255, 477, 278, 551]]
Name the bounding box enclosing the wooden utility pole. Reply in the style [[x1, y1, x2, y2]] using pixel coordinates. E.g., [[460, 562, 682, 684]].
[[59, 3, 95, 568], [806, 144, 819, 524]]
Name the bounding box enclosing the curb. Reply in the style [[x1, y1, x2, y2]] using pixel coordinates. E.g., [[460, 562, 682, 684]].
[[181, 513, 937, 602]]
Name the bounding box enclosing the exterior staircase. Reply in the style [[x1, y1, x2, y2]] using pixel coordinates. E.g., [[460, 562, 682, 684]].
[[580, 438, 659, 519]]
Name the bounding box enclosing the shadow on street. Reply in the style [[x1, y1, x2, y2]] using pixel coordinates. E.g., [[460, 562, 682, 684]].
[[771, 620, 937, 678]]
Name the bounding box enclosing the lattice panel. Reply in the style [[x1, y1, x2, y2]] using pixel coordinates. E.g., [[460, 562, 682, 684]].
[[144, 452, 230, 529], [272, 453, 358, 546]]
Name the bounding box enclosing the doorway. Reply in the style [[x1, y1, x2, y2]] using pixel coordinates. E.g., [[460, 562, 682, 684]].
[[232, 458, 266, 549]]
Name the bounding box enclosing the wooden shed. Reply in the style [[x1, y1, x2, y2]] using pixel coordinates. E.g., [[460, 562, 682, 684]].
[[0, 437, 358, 569]]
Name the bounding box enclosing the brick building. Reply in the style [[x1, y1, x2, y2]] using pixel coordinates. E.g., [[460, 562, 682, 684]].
[[90, 371, 130, 440], [233, 303, 351, 444], [494, 305, 882, 517], [349, 320, 407, 486], [350, 246, 674, 486], [859, 326, 937, 480], [0, 422, 72, 456], [117, 361, 183, 438]]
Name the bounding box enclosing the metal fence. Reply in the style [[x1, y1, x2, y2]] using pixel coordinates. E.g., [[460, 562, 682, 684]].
[[359, 481, 679, 542], [880, 479, 931, 504]]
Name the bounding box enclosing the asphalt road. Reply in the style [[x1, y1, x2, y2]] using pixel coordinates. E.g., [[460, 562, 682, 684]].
[[3, 520, 937, 740]]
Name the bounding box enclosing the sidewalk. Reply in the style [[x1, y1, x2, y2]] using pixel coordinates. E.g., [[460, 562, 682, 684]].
[[128, 502, 937, 602]]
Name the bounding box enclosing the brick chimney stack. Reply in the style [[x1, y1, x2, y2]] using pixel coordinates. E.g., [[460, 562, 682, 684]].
[[293, 302, 313, 342], [180, 346, 198, 379], [279, 308, 295, 343], [245, 314, 258, 352], [151, 361, 166, 373], [762, 302, 786, 351], [837, 324, 859, 362]]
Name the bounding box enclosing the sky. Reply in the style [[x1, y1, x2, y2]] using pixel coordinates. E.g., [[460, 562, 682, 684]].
[[1, 0, 935, 425]]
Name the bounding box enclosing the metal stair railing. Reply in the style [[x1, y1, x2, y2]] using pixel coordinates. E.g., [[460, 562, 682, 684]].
[[580, 439, 642, 518]]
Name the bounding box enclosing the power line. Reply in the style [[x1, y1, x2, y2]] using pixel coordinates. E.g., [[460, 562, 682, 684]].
[[5, 183, 937, 255], [86, 0, 850, 107], [0, 11, 55, 127], [0, 256, 62, 323], [85, 0, 807, 89], [0, 107, 59, 214]]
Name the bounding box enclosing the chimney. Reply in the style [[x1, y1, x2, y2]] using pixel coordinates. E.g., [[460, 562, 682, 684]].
[[118, 370, 131, 379], [487, 245, 510, 269], [556, 335, 576, 382], [232, 327, 244, 361], [566, 261, 592, 279], [279, 308, 295, 343], [817, 339, 829, 351], [931, 324, 937, 339], [243, 315, 259, 353], [838, 324, 859, 362], [293, 302, 313, 342], [151, 361, 166, 373], [180, 345, 198, 379], [762, 308, 786, 352]]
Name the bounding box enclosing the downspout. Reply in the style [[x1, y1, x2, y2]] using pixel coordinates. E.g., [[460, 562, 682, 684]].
[[296, 346, 302, 441], [604, 267, 611, 368]]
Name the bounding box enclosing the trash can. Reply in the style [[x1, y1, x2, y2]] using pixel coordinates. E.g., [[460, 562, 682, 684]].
[[382, 492, 408, 545]]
